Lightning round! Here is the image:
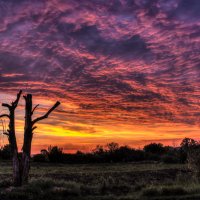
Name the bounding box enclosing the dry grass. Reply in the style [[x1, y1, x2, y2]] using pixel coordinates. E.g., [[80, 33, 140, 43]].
[[0, 162, 199, 200]]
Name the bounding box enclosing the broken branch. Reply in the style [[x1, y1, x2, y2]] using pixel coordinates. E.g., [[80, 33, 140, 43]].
[[32, 101, 60, 125]]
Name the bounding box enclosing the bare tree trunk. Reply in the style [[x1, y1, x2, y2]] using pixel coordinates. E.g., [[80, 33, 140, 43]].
[[9, 111, 20, 186], [9, 101, 22, 186], [13, 151, 21, 186], [21, 153, 30, 184], [21, 94, 60, 184], [22, 94, 33, 184], [0, 91, 22, 186]]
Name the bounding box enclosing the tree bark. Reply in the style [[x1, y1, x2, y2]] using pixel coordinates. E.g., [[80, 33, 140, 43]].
[[13, 151, 21, 186], [9, 102, 22, 186], [22, 94, 33, 184]]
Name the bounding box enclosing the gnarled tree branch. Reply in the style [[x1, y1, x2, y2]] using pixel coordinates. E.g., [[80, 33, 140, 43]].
[[12, 90, 22, 108], [3, 132, 9, 136], [31, 104, 39, 115], [2, 90, 22, 110], [32, 101, 60, 125], [2, 103, 11, 109], [32, 126, 37, 132], [0, 114, 10, 119]]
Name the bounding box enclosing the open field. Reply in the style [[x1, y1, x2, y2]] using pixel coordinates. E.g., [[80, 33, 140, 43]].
[[0, 162, 200, 200]]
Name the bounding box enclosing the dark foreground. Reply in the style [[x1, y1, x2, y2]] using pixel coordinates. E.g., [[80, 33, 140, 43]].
[[0, 162, 199, 200]]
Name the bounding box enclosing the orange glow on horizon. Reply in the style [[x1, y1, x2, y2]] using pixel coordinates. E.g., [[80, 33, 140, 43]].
[[0, 94, 200, 154]]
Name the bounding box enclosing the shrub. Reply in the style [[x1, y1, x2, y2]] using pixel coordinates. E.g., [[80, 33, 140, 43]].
[[144, 143, 165, 155], [106, 142, 119, 153], [162, 155, 179, 164], [187, 147, 200, 178], [180, 138, 199, 163], [48, 146, 63, 163], [33, 154, 47, 162], [146, 152, 161, 161]]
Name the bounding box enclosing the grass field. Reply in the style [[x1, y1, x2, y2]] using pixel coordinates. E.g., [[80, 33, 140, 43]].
[[0, 161, 199, 200]]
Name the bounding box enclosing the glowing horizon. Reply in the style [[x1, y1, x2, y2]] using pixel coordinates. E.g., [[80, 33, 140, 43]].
[[0, 0, 200, 153]]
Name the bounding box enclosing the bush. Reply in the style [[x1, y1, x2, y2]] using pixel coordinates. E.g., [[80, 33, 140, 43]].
[[33, 154, 47, 162], [187, 147, 200, 178], [162, 155, 179, 164], [144, 143, 165, 155], [48, 146, 63, 163], [146, 152, 161, 161], [179, 138, 199, 163]]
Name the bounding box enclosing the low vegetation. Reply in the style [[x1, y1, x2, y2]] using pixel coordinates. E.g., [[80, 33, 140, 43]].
[[0, 162, 199, 200], [0, 137, 200, 199]]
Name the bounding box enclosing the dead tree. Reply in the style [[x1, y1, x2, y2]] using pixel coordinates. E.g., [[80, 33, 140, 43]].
[[22, 94, 60, 184], [0, 90, 22, 186], [0, 91, 60, 186]]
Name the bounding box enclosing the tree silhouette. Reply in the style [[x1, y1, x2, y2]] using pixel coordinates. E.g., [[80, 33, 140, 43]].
[[48, 146, 63, 163], [0, 90, 22, 186], [106, 142, 119, 153], [144, 143, 165, 155], [0, 91, 60, 186]]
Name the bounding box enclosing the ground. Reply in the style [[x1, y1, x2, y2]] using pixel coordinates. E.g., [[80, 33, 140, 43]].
[[0, 161, 199, 200]]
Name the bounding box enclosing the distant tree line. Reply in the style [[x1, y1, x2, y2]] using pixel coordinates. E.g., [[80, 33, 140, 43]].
[[0, 138, 198, 164]]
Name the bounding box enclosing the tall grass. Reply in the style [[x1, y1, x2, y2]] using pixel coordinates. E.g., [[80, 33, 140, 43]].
[[0, 163, 200, 200]]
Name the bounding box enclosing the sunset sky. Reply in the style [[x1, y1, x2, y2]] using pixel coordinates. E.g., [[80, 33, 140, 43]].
[[0, 0, 200, 153]]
